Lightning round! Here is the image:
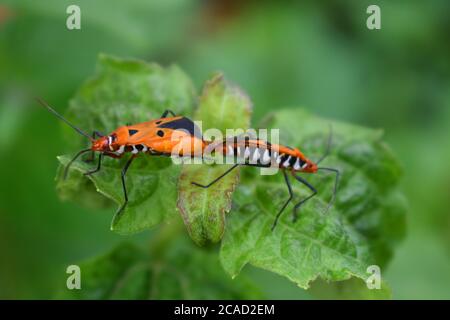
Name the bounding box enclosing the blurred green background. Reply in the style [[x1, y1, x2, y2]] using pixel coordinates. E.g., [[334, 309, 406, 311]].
[[1, 0, 449, 299]]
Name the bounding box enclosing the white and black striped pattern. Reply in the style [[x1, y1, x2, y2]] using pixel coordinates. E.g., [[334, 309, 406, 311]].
[[112, 144, 150, 156], [222, 143, 308, 170]]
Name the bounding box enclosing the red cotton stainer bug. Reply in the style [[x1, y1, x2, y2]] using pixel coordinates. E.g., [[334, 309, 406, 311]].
[[38, 98, 339, 230], [190, 135, 340, 230]]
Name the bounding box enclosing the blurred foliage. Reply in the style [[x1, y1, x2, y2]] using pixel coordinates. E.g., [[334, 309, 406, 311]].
[[57, 227, 263, 300], [0, 0, 449, 299]]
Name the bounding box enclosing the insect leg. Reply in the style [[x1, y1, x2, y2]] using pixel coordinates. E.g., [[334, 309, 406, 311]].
[[161, 110, 177, 118], [191, 164, 239, 189], [291, 173, 318, 222], [271, 170, 293, 231], [84, 153, 103, 176], [116, 155, 137, 216], [63, 148, 92, 179]]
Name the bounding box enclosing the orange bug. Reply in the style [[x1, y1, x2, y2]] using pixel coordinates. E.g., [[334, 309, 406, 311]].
[[37, 98, 205, 215], [191, 136, 339, 229], [38, 98, 339, 229]]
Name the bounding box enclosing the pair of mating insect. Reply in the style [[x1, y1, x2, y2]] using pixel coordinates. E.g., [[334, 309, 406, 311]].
[[38, 98, 339, 230]]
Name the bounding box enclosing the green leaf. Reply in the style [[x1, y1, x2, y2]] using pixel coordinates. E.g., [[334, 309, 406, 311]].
[[57, 238, 264, 300], [220, 109, 407, 292], [56, 54, 196, 234], [177, 73, 252, 246]]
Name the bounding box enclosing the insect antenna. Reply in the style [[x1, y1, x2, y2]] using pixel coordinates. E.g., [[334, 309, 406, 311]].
[[316, 124, 332, 165], [317, 167, 340, 212], [36, 97, 96, 179], [35, 97, 93, 141]]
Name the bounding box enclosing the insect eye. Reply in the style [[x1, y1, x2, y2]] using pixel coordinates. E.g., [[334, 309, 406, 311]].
[[157, 130, 164, 137]]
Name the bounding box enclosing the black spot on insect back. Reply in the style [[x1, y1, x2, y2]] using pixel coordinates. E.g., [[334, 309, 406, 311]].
[[158, 117, 202, 139], [128, 129, 138, 136]]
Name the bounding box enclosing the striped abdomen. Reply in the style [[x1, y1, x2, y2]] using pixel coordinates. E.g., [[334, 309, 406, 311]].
[[213, 138, 310, 171]]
